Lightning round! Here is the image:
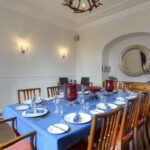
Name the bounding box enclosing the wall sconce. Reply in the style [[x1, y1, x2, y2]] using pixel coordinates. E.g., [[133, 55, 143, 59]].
[[18, 40, 29, 54], [59, 47, 68, 59]]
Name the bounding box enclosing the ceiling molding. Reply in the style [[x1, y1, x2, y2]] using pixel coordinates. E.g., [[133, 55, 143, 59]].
[[0, 1, 76, 32], [76, 1, 150, 31], [0, 1, 150, 32]]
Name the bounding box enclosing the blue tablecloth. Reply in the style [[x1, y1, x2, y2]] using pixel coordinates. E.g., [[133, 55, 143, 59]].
[[2, 90, 139, 150]]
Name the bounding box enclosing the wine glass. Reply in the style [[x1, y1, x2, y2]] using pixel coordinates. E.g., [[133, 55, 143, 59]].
[[54, 96, 60, 114]]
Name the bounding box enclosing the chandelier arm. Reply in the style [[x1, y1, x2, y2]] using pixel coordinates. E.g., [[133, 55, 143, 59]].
[[87, 0, 92, 10], [77, 0, 81, 9]]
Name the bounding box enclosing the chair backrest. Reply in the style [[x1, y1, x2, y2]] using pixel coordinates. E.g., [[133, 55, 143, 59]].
[[59, 77, 69, 85], [88, 105, 122, 150], [81, 77, 90, 86], [47, 86, 63, 97], [18, 88, 41, 104], [0, 117, 36, 150], [117, 97, 139, 149], [134, 91, 150, 127]]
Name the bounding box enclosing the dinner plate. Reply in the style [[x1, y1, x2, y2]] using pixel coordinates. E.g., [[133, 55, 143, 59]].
[[48, 124, 69, 134], [107, 103, 118, 109], [45, 97, 55, 101], [64, 113, 91, 124], [15, 105, 29, 110], [21, 108, 48, 117], [22, 99, 42, 105], [125, 95, 137, 99], [90, 109, 104, 115], [114, 101, 126, 105], [116, 97, 125, 101], [96, 103, 107, 109]]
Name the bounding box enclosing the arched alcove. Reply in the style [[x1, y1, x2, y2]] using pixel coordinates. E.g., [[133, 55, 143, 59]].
[[102, 32, 150, 82]]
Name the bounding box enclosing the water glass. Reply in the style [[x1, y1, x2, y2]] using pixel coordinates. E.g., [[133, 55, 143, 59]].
[[85, 101, 89, 110]]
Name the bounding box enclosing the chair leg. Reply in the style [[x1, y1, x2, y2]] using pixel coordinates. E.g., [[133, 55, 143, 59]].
[[145, 119, 150, 144], [133, 128, 138, 150], [140, 126, 146, 149]]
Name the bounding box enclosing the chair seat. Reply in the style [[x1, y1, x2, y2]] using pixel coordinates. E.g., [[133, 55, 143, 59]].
[[4, 139, 31, 150], [66, 139, 97, 150]]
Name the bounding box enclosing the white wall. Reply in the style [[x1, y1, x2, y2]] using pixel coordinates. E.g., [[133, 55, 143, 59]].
[[76, 8, 150, 85], [108, 33, 150, 82], [0, 7, 76, 111]]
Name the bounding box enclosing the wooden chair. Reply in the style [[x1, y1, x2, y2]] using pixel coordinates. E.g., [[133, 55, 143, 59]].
[[117, 97, 139, 150], [133, 91, 150, 149], [67, 105, 122, 150], [58, 77, 68, 85], [81, 77, 93, 86], [18, 88, 41, 104], [0, 117, 36, 150], [47, 86, 63, 97]]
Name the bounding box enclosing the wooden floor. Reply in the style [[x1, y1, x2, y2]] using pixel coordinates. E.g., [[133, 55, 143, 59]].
[[0, 121, 150, 150]]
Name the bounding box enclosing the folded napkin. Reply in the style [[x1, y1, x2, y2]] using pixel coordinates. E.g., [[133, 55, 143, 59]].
[[26, 108, 34, 114], [73, 113, 81, 123], [37, 108, 44, 113], [96, 103, 111, 110]]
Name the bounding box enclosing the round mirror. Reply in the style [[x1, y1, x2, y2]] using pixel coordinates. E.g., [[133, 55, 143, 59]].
[[119, 45, 150, 76]]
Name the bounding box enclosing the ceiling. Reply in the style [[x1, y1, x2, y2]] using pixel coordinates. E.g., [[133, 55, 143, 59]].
[[0, 0, 150, 31]]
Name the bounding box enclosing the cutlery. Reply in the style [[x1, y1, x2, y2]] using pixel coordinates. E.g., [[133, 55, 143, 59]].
[[51, 124, 66, 132], [32, 114, 50, 122]]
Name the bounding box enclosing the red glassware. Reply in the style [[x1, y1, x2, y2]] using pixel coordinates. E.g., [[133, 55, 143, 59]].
[[105, 80, 114, 92], [65, 83, 77, 105]]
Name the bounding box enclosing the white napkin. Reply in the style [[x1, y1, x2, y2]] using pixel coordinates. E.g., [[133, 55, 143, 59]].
[[107, 103, 117, 109], [90, 109, 104, 115]]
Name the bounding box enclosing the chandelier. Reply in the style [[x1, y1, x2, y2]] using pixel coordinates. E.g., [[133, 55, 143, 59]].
[[63, 0, 102, 13]]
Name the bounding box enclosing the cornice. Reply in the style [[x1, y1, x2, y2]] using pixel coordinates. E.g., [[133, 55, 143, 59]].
[[0, 1, 76, 32], [0, 1, 150, 32], [76, 1, 150, 32]]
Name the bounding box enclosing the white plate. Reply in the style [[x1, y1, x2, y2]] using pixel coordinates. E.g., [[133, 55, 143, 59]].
[[64, 113, 91, 124], [107, 103, 117, 109], [15, 105, 29, 110], [125, 95, 137, 99], [114, 101, 126, 105], [22, 99, 42, 105], [45, 97, 55, 101], [48, 124, 69, 134], [96, 103, 107, 109], [90, 109, 104, 115], [116, 97, 125, 101], [21, 108, 48, 117]]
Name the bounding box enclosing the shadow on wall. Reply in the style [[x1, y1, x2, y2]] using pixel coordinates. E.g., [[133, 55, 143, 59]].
[[102, 32, 150, 82]]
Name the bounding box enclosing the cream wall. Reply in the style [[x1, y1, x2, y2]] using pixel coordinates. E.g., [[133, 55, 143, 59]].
[[108, 33, 150, 82], [0, 7, 76, 111], [76, 8, 150, 85]]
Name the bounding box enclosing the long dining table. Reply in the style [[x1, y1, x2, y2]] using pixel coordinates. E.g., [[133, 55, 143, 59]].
[[2, 90, 139, 150]]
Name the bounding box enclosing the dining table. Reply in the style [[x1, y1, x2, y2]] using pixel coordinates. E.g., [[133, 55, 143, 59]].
[[2, 90, 139, 150]]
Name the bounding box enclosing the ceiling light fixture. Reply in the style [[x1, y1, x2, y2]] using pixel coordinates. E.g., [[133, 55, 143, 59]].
[[63, 0, 102, 13]]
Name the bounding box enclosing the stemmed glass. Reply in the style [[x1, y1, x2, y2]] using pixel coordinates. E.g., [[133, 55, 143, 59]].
[[54, 96, 60, 114]]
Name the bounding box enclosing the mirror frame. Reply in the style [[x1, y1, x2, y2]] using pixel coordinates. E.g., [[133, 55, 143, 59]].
[[119, 44, 150, 76]]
